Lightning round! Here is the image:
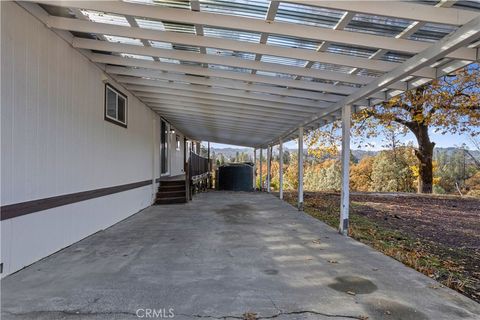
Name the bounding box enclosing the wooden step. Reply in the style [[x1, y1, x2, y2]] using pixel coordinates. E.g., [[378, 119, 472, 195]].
[[160, 180, 185, 187], [156, 190, 186, 198], [155, 196, 186, 205], [159, 185, 185, 192]]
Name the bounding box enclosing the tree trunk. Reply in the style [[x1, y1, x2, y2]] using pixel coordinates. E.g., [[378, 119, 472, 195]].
[[411, 124, 435, 193]]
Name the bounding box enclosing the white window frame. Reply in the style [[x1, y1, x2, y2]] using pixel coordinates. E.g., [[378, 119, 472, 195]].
[[105, 83, 128, 128]]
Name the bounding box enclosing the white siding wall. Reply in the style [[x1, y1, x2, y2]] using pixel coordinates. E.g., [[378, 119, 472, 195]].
[[0, 2, 163, 275]]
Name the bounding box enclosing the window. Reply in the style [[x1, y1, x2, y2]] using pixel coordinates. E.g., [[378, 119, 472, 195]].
[[105, 84, 127, 127]]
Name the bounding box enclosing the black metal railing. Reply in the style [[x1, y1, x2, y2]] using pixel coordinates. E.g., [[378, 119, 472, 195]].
[[186, 151, 211, 200], [189, 151, 209, 178]]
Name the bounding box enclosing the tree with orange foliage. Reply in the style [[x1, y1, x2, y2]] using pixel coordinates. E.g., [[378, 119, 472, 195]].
[[308, 65, 480, 193], [350, 156, 375, 192]]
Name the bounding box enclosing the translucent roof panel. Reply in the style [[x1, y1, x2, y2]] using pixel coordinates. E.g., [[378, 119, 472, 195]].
[[326, 44, 377, 59], [256, 70, 295, 79], [172, 44, 200, 53], [205, 48, 255, 60], [379, 51, 413, 63], [275, 2, 345, 28], [409, 23, 457, 42], [159, 58, 180, 64], [203, 27, 261, 43], [123, 0, 191, 10], [266, 35, 318, 50], [260, 55, 307, 67], [135, 18, 166, 31], [199, 0, 269, 19], [121, 53, 154, 61], [335, 81, 363, 88], [310, 62, 354, 74], [345, 14, 412, 37], [104, 35, 144, 46], [162, 21, 196, 34], [452, 1, 480, 11], [208, 64, 251, 73], [149, 40, 173, 49], [355, 69, 384, 77], [80, 10, 130, 26], [301, 77, 336, 85], [179, 61, 201, 66]]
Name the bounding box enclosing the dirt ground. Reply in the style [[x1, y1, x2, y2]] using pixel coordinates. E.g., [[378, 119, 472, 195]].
[[350, 193, 480, 252], [283, 191, 480, 303]]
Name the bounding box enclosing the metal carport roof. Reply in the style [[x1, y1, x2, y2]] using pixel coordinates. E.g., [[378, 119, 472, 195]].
[[19, 0, 480, 147]]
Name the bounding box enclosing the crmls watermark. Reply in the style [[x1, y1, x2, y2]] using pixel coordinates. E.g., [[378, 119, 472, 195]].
[[136, 308, 175, 318]]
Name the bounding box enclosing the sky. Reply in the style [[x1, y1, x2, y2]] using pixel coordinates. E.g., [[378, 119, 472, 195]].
[[207, 129, 478, 151]]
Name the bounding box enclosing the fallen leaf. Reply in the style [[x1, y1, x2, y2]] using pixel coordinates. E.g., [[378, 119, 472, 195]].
[[243, 312, 257, 320]]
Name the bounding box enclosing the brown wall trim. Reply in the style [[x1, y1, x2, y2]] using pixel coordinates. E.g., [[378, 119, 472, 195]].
[[1, 178, 161, 221]]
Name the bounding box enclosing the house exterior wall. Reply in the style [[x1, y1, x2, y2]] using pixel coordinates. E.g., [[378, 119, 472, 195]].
[[0, 2, 172, 276]]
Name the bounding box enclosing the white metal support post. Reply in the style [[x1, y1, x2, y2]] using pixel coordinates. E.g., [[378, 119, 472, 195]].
[[298, 126, 304, 211], [259, 148, 263, 191], [267, 145, 271, 193], [253, 148, 257, 190], [339, 105, 352, 235], [279, 139, 284, 200]]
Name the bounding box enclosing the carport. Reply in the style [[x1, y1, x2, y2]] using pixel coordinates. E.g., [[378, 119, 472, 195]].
[[1, 0, 480, 318], [13, 0, 480, 234]]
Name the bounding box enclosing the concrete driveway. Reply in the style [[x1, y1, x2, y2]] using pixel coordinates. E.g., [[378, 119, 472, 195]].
[[2, 191, 479, 319]]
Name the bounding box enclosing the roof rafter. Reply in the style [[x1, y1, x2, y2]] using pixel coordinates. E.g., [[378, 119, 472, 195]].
[[39, 1, 477, 59], [145, 101, 308, 122], [263, 13, 480, 147], [128, 86, 328, 113], [73, 37, 406, 89], [46, 15, 438, 78], [90, 53, 374, 96], [105, 66, 357, 103], [115, 76, 334, 109], [290, 0, 477, 26]]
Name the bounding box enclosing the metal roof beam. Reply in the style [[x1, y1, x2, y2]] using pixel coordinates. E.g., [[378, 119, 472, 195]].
[[90, 53, 385, 97], [150, 105, 300, 126], [41, 2, 477, 60], [290, 0, 477, 26], [252, 0, 280, 74], [106, 66, 351, 102], [128, 87, 328, 114], [140, 98, 317, 121], [46, 16, 438, 78], [146, 101, 308, 121], [115, 76, 338, 108], [73, 38, 400, 88], [157, 114, 282, 134], [264, 14, 480, 147]]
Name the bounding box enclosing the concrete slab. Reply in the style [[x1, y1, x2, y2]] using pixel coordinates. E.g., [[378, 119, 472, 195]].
[[2, 191, 479, 320]]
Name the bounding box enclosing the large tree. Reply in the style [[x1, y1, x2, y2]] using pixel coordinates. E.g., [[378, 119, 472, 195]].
[[307, 65, 480, 193]]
